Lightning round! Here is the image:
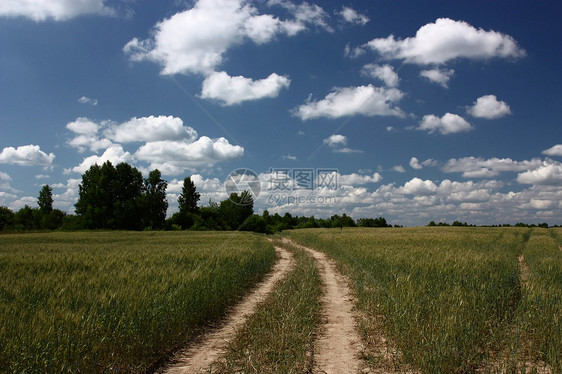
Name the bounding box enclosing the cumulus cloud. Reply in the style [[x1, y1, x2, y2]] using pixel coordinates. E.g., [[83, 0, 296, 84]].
[[323, 134, 362, 153], [135, 137, 244, 174], [52, 178, 81, 212], [339, 172, 382, 185], [124, 0, 257, 75], [323, 134, 347, 147], [78, 96, 98, 106], [417, 113, 473, 135], [517, 161, 562, 186], [67, 115, 199, 152], [543, 144, 562, 157], [124, 0, 329, 76], [267, 0, 332, 32], [410, 157, 423, 170], [294, 85, 405, 120], [399, 177, 437, 195], [200, 71, 291, 105], [0, 0, 115, 21], [65, 114, 244, 176], [0, 171, 13, 190], [467, 95, 511, 119], [420, 68, 454, 88], [362, 18, 525, 65], [393, 165, 406, 173], [104, 115, 198, 143], [0, 145, 55, 167], [66, 117, 113, 153], [66, 145, 135, 174], [336, 6, 368, 26], [361, 64, 399, 87], [443, 156, 543, 178]]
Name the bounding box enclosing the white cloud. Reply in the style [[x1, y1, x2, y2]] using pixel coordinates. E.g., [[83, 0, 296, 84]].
[[0, 171, 13, 189], [399, 177, 437, 195], [323, 134, 362, 153], [543, 144, 562, 157], [124, 0, 329, 76], [334, 147, 363, 154], [443, 156, 544, 178], [52, 178, 81, 212], [66, 145, 135, 174], [0, 145, 55, 166], [0, 0, 115, 21], [267, 0, 332, 32], [200, 71, 291, 105], [517, 161, 562, 186], [104, 115, 198, 143], [417, 113, 473, 135], [339, 172, 382, 185], [467, 95, 511, 119], [294, 84, 405, 120], [66, 117, 113, 153], [363, 18, 526, 65], [410, 157, 423, 170], [337, 6, 368, 26], [409, 157, 438, 170], [393, 165, 406, 173], [361, 64, 399, 87], [78, 96, 98, 106], [323, 134, 347, 147], [124, 0, 256, 75], [8, 196, 37, 211], [420, 68, 454, 88], [66, 117, 99, 136], [135, 137, 244, 175]]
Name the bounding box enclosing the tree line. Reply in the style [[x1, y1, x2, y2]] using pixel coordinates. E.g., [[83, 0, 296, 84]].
[[2, 161, 559, 232], [0, 161, 400, 233]]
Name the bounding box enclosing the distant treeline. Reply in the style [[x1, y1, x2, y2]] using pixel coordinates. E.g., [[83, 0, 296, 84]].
[[0, 161, 396, 234], [0, 161, 558, 232], [427, 220, 557, 228]]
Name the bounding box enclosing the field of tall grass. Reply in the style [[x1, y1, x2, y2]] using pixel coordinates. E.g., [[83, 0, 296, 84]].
[[0, 231, 276, 373], [287, 227, 562, 373]]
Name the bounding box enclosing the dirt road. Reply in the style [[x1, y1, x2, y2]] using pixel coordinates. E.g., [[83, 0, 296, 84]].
[[284, 238, 364, 374], [161, 246, 294, 374]]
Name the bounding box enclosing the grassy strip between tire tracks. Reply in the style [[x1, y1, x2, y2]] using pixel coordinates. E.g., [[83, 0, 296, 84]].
[[211, 238, 323, 374]]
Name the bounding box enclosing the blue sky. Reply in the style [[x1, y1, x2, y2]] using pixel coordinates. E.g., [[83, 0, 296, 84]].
[[1, 0, 561, 226]]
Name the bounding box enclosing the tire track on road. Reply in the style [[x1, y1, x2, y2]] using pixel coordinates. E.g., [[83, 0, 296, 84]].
[[283, 238, 364, 374], [160, 246, 295, 374]]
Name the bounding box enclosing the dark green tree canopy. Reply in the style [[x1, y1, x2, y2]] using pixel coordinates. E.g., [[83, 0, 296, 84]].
[[178, 177, 200, 215], [219, 191, 254, 230], [38, 185, 53, 213], [143, 169, 168, 229], [75, 161, 146, 230]]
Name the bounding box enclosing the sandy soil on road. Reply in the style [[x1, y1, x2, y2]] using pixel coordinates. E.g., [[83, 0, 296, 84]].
[[283, 238, 364, 374], [160, 246, 295, 374]]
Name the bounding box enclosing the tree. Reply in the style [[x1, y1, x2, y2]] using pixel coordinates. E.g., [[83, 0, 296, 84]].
[[143, 169, 168, 229], [13, 205, 41, 230], [219, 191, 254, 230], [0, 206, 14, 231], [178, 177, 200, 215], [75, 161, 145, 230], [75, 162, 114, 229], [38, 185, 53, 213], [112, 162, 144, 230]]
